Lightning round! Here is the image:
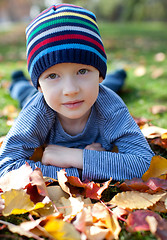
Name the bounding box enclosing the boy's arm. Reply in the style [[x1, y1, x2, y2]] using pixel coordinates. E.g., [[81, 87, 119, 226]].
[[82, 108, 154, 181], [0, 104, 80, 179], [41, 142, 105, 169]]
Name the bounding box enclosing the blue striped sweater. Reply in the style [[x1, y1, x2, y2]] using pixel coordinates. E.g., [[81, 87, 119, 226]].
[[0, 85, 154, 181]]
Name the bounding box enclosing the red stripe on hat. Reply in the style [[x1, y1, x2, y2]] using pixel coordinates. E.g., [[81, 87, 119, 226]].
[[27, 34, 105, 64]]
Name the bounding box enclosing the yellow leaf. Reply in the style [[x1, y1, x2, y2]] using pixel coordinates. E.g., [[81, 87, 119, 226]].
[[92, 203, 121, 239], [142, 155, 167, 181], [44, 218, 80, 240], [109, 191, 166, 210], [2, 189, 46, 216]]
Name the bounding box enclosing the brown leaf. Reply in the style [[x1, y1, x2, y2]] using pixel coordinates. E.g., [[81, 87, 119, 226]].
[[118, 177, 167, 193], [109, 191, 166, 210]]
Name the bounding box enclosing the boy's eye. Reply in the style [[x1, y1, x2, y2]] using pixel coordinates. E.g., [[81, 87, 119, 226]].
[[48, 73, 58, 79], [78, 69, 88, 75]]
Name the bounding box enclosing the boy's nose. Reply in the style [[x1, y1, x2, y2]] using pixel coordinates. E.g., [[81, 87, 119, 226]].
[[63, 77, 79, 96]]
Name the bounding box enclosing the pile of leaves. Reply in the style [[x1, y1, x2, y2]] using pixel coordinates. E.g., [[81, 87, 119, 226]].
[[0, 155, 167, 240]]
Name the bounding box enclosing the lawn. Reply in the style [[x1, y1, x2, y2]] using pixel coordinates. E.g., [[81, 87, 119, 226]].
[[0, 21, 167, 137]]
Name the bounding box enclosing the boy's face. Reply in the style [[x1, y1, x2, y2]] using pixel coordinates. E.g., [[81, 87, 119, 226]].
[[38, 63, 103, 123]]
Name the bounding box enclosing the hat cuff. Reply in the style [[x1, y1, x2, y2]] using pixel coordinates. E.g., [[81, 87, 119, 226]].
[[30, 48, 107, 89]]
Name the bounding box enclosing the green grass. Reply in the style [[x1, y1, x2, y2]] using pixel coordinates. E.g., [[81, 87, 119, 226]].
[[99, 22, 167, 129], [0, 22, 167, 136]]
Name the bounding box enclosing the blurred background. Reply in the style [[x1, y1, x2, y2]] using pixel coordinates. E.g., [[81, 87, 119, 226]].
[[0, 0, 167, 136]]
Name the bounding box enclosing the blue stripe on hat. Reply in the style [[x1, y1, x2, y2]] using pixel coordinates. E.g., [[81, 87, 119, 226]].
[[29, 43, 107, 76]]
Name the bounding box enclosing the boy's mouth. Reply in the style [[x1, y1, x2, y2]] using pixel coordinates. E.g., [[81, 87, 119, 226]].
[[62, 100, 84, 109]]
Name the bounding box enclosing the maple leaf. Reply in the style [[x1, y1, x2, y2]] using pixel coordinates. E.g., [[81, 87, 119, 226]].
[[109, 191, 166, 210], [57, 169, 112, 200]]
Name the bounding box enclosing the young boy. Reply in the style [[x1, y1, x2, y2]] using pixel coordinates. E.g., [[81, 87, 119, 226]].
[[0, 4, 154, 181]]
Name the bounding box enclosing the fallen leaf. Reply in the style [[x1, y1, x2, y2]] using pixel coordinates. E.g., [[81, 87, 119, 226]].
[[0, 163, 33, 192], [134, 65, 146, 77], [149, 199, 167, 213], [141, 125, 167, 138], [85, 225, 109, 240], [57, 169, 111, 200], [29, 167, 48, 197], [118, 177, 167, 193], [1, 189, 48, 216], [151, 68, 164, 79], [0, 219, 42, 240], [126, 209, 162, 232], [142, 155, 167, 181], [150, 105, 167, 115], [47, 185, 69, 201], [92, 202, 121, 239], [146, 215, 158, 234], [0, 136, 6, 148], [109, 191, 166, 210], [154, 52, 166, 62], [44, 218, 81, 240]]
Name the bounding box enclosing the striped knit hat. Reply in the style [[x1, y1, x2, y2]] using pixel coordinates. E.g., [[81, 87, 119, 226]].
[[26, 4, 107, 89]]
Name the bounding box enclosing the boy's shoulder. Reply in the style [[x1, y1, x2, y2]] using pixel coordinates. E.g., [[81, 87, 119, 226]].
[[96, 85, 127, 118]]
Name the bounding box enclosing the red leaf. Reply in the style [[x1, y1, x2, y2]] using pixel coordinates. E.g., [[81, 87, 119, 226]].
[[58, 169, 112, 200], [126, 210, 162, 232], [117, 177, 167, 193]]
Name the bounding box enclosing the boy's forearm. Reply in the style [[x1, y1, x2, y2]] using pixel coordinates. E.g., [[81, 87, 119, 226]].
[[41, 145, 83, 169]]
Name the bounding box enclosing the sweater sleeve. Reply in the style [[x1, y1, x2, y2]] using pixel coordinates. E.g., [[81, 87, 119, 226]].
[[82, 106, 154, 181], [0, 95, 79, 179]]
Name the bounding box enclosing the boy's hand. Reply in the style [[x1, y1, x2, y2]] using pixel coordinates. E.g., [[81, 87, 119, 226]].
[[85, 142, 106, 151], [41, 145, 83, 169]]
